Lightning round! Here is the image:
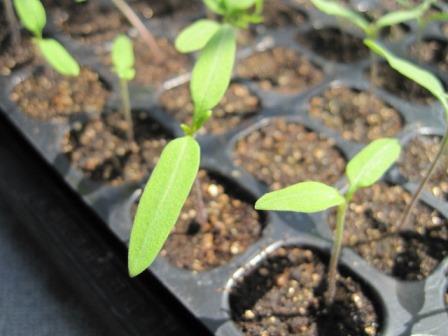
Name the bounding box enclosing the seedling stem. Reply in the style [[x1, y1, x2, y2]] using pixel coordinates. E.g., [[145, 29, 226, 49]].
[[119, 78, 134, 141]]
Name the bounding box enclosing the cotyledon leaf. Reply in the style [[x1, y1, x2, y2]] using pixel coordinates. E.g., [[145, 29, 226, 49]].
[[112, 34, 135, 81], [255, 181, 345, 213], [175, 20, 221, 53], [13, 0, 46, 37], [36, 38, 80, 76], [128, 136, 200, 277]]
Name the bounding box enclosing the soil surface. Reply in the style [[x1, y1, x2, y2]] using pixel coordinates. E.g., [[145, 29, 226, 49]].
[[410, 38, 448, 73], [309, 87, 403, 143], [158, 170, 264, 271], [297, 28, 369, 64], [398, 135, 448, 201], [10, 67, 109, 121], [237, 48, 324, 93], [369, 62, 440, 105], [230, 247, 380, 336], [50, 0, 199, 47], [233, 119, 346, 190], [62, 110, 171, 185], [102, 36, 190, 86], [328, 183, 448, 281], [261, 0, 308, 28], [160, 82, 261, 135]]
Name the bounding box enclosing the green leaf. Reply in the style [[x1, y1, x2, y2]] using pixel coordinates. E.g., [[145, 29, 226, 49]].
[[310, 0, 369, 32], [255, 181, 344, 213], [190, 24, 236, 128], [175, 20, 221, 53], [203, 0, 225, 14], [346, 138, 401, 191], [13, 0, 46, 37], [224, 0, 256, 10], [112, 34, 135, 81], [364, 39, 448, 112], [375, 0, 433, 29], [425, 12, 448, 24], [36, 38, 80, 76], [128, 136, 200, 277]]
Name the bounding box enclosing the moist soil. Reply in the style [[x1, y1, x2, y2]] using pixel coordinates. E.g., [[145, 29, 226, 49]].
[[297, 28, 369, 64], [237, 48, 324, 93], [233, 119, 346, 190], [398, 135, 448, 201], [159, 82, 261, 135], [309, 86, 403, 143], [230, 247, 380, 336], [10, 67, 110, 121], [328, 183, 448, 281], [369, 62, 440, 105], [154, 170, 264, 272], [260, 0, 308, 28], [50, 0, 199, 47], [62, 110, 171, 185], [102, 36, 190, 86], [410, 38, 448, 74]]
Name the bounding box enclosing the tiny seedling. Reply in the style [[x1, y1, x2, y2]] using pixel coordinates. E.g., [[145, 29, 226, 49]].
[[255, 138, 401, 304], [365, 39, 448, 230], [112, 34, 135, 141], [310, 0, 434, 82], [13, 0, 80, 76], [128, 24, 237, 277]]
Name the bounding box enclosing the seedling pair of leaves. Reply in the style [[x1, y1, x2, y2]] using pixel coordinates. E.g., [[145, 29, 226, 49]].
[[128, 23, 237, 277], [365, 39, 448, 229], [13, 0, 80, 76], [202, 0, 264, 29], [256, 138, 401, 303]]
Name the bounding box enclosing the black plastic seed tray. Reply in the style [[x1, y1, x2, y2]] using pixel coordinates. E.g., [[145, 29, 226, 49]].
[[1, 0, 448, 335]]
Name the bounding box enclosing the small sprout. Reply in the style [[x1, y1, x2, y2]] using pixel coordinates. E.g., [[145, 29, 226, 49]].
[[365, 39, 448, 230], [112, 34, 135, 141], [256, 138, 401, 304], [13, 0, 80, 76]]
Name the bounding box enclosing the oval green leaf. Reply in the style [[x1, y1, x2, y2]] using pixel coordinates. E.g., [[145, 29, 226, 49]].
[[255, 181, 344, 213], [112, 34, 135, 80], [13, 0, 46, 37], [128, 136, 200, 277], [375, 0, 432, 29], [190, 24, 236, 127], [310, 0, 369, 32], [175, 20, 221, 53], [37, 38, 80, 76], [365, 39, 448, 112], [346, 138, 401, 191]]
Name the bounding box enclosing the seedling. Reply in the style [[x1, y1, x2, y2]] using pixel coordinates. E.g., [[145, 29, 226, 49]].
[[255, 138, 401, 304], [365, 39, 448, 230], [112, 34, 135, 141], [310, 0, 434, 82], [128, 24, 237, 277], [13, 0, 80, 76]]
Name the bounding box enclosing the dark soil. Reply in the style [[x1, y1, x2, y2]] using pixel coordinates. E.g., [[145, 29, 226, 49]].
[[261, 0, 308, 28], [159, 170, 264, 272], [102, 36, 190, 86], [50, 0, 199, 46], [237, 48, 324, 93], [369, 62, 440, 105], [160, 82, 261, 135], [398, 135, 448, 201], [297, 28, 369, 64], [233, 119, 346, 190], [410, 38, 448, 73], [309, 87, 403, 143], [62, 110, 171, 185], [10, 67, 110, 121], [328, 183, 448, 281], [230, 247, 380, 336]]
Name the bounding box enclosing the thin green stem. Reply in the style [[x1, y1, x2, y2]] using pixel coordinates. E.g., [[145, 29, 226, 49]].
[[110, 0, 162, 63], [4, 0, 21, 46], [325, 195, 350, 305], [398, 127, 448, 230], [119, 78, 134, 142], [193, 177, 208, 227]]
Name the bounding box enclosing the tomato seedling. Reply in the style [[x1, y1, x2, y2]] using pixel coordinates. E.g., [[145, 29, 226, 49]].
[[13, 0, 80, 76], [255, 138, 401, 304]]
